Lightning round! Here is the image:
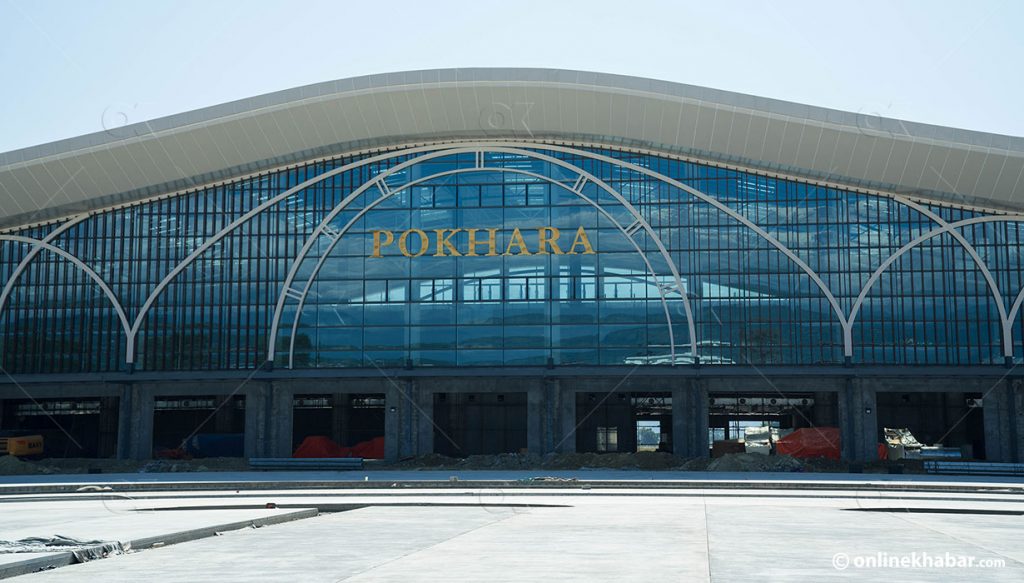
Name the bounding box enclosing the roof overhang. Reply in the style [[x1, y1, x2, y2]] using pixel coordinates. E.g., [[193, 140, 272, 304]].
[[1, 68, 1022, 228]]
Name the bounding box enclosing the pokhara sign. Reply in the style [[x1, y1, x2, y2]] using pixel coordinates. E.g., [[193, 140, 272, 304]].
[[371, 226, 595, 258]]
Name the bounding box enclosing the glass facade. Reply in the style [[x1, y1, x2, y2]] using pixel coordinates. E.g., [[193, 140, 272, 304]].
[[1, 142, 1022, 373]]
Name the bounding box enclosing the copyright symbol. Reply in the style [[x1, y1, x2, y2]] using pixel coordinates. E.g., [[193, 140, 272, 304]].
[[832, 552, 850, 570]]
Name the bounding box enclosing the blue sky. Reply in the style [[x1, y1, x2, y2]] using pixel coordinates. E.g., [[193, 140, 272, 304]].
[[1, 0, 1021, 153]]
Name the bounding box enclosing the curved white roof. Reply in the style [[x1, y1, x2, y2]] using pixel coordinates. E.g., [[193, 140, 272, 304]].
[[1, 68, 1022, 228]]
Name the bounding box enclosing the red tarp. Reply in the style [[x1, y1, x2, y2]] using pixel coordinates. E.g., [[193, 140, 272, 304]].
[[775, 427, 841, 460], [292, 435, 385, 459]]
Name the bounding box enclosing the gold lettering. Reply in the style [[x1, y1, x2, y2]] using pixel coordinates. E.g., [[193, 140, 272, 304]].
[[504, 227, 532, 255], [536, 227, 563, 255], [375, 226, 592, 258], [398, 229, 429, 257], [371, 230, 394, 258], [567, 226, 595, 255], [433, 228, 463, 256], [466, 228, 498, 256]]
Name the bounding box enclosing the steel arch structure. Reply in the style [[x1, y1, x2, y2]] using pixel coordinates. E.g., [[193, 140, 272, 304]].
[[1, 140, 1023, 369], [266, 146, 696, 368]]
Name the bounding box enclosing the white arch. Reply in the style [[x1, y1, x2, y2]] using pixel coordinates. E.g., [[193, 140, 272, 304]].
[[267, 147, 696, 366], [0, 235, 132, 340], [105, 138, 1024, 367], [517, 142, 1024, 359], [1007, 286, 1024, 339], [846, 215, 1024, 356], [131, 141, 841, 366], [123, 143, 479, 363], [521, 143, 851, 346], [0, 213, 91, 316], [274, 167, 691, 367], [893, 197, 1012, 355]]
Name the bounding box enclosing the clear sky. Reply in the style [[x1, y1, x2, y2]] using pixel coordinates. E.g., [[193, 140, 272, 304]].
[[1, 0, 1021, 153]]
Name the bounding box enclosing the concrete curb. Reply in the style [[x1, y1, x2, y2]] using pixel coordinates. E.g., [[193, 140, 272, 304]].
[[0, 508, 317, 579], [0, 478, 1022, 496]]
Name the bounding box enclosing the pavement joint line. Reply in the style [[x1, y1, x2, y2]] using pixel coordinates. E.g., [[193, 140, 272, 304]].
[[0, 508, 318, 580]]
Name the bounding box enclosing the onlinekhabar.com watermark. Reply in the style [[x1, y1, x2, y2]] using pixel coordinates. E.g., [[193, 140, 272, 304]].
[[832, 552, 1007, 570]]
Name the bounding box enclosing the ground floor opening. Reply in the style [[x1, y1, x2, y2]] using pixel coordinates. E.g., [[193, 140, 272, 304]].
[[291, 393, 385, 457], [0, 397, 118, 458], [1, 373, 1020, 464], [432, 391, 527, 456], [575, 391, 672, 454], [152, 395, 245, 458]]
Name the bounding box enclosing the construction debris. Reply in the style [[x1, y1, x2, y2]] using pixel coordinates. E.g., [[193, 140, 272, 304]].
[[706, 453, 803, 472], [884, 427, 923, 460]]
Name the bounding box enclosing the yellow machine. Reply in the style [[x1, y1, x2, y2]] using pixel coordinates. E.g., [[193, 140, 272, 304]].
[[0, 432, 44, 456]]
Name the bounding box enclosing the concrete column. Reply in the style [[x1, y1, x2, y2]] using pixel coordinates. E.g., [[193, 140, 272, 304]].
[[385, 379, 419, 461], [244, 384, 271, 458], [839, 378, 879, 461], [983, 379, 1024, 462], [118, 384, 154, 460], [416, 383, 434, 456], [527, 382, 544, 455], [525, 380, 562, 456], [556, 383, 576, 453], [672, 379, 709, 458], [268, 383, 293, 457]]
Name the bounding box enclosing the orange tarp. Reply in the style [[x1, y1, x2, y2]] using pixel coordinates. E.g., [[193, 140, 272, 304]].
[[775, 427, 841, 460], [293, 435, 385, 459]]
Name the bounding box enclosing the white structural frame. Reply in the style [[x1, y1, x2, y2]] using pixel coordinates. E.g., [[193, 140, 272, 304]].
[[267, 146, 695, 367], [0, 213, 91, 317], [270, 168, 688, 367], [0, 234, 132, 345], [846, 214, 1024, 358], [1, 140, 1024, 367]]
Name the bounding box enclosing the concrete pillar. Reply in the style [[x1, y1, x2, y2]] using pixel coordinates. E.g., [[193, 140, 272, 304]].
[[118, 384, 153, 460], [672, 379, 709, 458], [244, 383, 273, 458], [416, 383, 434, 456], [527, 382, 543, 455], [269, 383, 293, 457], [556, 383, 576, 453], [526, 380, 563, 456], [839, 378, 878, 461], [385, 379, 420, 461], [983, 379, 1024, 462]]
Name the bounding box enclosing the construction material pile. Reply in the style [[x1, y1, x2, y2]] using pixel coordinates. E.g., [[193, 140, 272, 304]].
[[706, 453, 803, 472]]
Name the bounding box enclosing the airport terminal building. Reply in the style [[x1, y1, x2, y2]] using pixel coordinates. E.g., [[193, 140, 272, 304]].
[[1, 69, 1023, 462]]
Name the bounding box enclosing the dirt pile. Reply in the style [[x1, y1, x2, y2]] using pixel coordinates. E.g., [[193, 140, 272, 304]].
[[706, 453, 803, 472], [385, 452, 692, 471], [0, 455, 46, 475], [538, 451, 687, 470]]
